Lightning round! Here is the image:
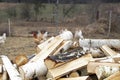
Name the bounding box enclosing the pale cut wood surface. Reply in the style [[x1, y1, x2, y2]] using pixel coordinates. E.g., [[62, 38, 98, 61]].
[[1, 55, 22, 80], [53, 40, 71, 55], [101, 45, 118, 56], [45, 58, 56, 69], [69, 71, 79, 77], [30, 36, 64, 62], [0, 64, 2, 73], [87, 61, 120, 74], [104, 71, 120, 80], [37, 37, 54, 53], [57, 76, 91, 80], [47, 54, 93, 79]]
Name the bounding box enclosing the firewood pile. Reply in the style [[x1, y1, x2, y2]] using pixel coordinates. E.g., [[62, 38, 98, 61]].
[[0, 30, 120, 80]]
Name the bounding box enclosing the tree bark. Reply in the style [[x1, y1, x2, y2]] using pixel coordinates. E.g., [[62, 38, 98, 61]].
[[87, 61, 120, 74], [79, 39, 120, 49], [19, 59, 47, 80]]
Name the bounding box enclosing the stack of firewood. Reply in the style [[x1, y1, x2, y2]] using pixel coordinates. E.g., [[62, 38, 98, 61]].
[[0, 30, 120, 80]]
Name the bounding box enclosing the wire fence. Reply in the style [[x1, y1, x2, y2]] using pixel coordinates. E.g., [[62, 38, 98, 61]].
[[0, 3, 119, 36]]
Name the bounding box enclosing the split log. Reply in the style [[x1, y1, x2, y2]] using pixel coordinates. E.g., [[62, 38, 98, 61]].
[[53, 40, 73, 55], [47, 54, 93, 79], [37, 37, 54, 53], [79, 39, 120, 49], [92, 54, 120, 62], [69, 71, 79, 77], [45, 58, 66, 69], [0, 64, 2, 73], [1, 55, 22, 80], [14, 54, 28, 67], [19, 37, 64, 79], [37, 76, 46, 80], [0, 74, 2, 80], [19, 59, 47, 80], [87, 61, 120, 74], [104, 71, 120, 80], [95, 66, 119, 80], [45, 58, 56, 69], [57, 76, 91, 80], [2, 71, 8, 80], [30, 36, 64, 62], [100, 45, 119, 56]]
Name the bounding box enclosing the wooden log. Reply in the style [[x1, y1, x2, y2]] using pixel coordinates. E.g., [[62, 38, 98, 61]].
[[30, 36, 64, 62], [87, 61, 120, 74], [79, 39, 120, 49], [19, 59, 47, 80], [2, 71, 8, 80], [44, 58, 56, 69], [95, 66, 119, 80], [92, 54, 120, 62], [69, 71, 79, 77], [19, 37, 64, 79], [100, 45, 119, 56], [0, 64, 3, 74], [1, 55, 22, 80], [37, 37, 54, 53], [104, 71, 120, 80], [47, 54, 93, 79], [0, 74, 2, 80], [37, 76, 46, 80], [53, 40, 72, 55], [45, 58, 66, 69], [14, 54, 28, 67], [57, 76, 91, 80]]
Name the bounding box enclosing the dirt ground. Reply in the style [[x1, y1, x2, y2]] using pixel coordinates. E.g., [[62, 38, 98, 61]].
[[0, 37, 36, 63]]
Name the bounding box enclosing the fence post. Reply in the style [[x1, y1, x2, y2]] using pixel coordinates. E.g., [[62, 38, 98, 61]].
[[107, 10, 112, 38], [8, 18, 11, 37]]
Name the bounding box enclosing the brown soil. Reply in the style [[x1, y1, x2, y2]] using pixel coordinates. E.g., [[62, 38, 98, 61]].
[[0, 37, 36, 63]]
